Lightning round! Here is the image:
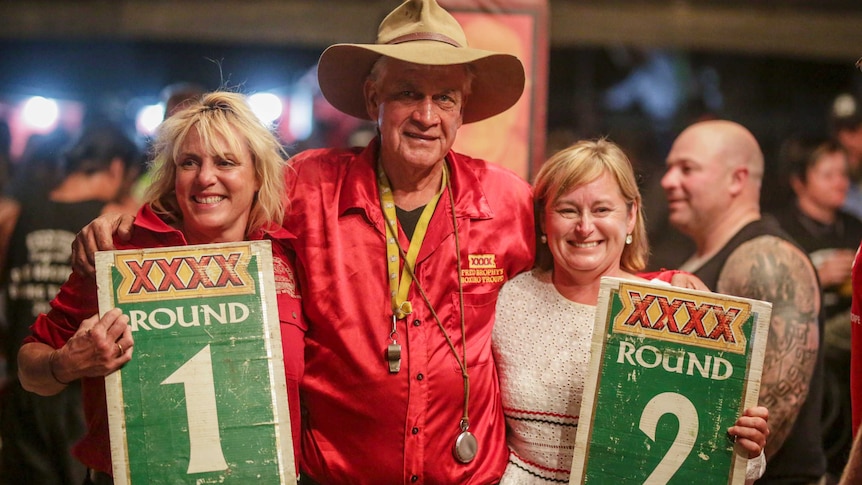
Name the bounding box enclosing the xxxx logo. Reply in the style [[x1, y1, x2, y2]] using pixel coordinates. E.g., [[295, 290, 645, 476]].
[[468, 254, 496, 269], [612, 282, 751, 354], [462, 253, 504, 284], [111, 244, 256, 303]]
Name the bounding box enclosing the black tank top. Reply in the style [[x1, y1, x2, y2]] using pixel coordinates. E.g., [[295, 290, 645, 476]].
[[694, 216, 826, 484]]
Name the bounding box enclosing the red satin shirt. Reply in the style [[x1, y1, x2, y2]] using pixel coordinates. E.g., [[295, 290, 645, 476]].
[[287, 138, 535, 484]]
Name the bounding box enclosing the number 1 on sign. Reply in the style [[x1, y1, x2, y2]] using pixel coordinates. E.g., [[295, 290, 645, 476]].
[[161, 344, 229, 474]]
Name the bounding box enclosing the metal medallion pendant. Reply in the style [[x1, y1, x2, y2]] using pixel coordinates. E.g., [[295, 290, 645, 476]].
[[453, 430, 478, 464]]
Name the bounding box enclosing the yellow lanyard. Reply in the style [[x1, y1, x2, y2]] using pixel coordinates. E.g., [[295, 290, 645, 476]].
[[377, 160, 477, 463], [377, 163, 448, 320]]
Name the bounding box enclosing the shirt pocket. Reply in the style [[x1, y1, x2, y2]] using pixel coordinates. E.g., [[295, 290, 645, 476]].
[[449, 290, 499, 373]]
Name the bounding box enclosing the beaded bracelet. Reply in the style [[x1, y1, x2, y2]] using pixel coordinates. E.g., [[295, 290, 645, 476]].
[[48, 349, 72, 386]]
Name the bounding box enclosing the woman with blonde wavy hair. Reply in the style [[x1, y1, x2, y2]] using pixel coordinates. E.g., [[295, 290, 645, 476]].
[[17, 91, 305, 484], [145, 90, 287, 237]]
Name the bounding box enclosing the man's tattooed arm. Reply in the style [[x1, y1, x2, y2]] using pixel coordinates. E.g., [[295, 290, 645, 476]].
[[717, 235, 820, 459]]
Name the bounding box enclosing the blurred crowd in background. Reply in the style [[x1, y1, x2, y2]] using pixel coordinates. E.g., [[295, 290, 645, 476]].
[[0, 34, 859, 483]]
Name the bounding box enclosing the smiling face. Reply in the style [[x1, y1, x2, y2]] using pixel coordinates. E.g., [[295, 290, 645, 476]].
[[543, 171, 637, 285], [365, 59, 467, 181], [174, 125, 260, 244]]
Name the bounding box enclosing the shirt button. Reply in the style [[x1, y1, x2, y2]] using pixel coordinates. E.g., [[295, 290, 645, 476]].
[[417, 373, 424, 381], [413, 319, 421, 326], [412, 427, 419, 435], [411, 475, 419, 482]]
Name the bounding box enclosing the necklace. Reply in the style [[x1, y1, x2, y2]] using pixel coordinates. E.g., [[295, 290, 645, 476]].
[[377, 160, 477, 464], [378, 165, 447, 372]]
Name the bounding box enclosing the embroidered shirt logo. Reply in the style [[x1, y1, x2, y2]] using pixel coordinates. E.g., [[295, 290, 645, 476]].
[[273, 257, 300, 298], [462, 254, 504, 284]]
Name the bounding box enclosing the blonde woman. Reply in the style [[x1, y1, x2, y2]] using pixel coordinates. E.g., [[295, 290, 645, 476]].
[[493, 139, 769, 483], [17, 91, 304, 483]]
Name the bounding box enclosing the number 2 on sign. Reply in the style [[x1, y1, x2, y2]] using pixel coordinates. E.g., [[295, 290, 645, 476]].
[[161, 344, 229, 474], [639, 392, 699, 484]]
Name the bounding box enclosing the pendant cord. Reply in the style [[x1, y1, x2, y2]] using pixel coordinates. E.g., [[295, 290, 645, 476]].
[[381, 166, 470, 429], [449, 179, 469, 426]]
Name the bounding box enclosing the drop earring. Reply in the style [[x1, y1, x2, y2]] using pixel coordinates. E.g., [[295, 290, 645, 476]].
[[540, 234, 547, 244], [625, 234, 633, 245]]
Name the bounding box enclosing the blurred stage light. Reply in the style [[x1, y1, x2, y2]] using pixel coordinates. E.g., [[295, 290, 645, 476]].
[[288, 87, 313, 141], [136, 103, 165, 136], [21, 96, 59, 131], [249, 92, 283, 125]]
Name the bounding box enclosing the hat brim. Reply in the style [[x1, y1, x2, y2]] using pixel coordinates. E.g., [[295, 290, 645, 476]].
[[317, 42, 525, 124]]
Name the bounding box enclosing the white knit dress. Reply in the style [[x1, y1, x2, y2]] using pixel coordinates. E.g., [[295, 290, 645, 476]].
[[492, 269, 593, 484]]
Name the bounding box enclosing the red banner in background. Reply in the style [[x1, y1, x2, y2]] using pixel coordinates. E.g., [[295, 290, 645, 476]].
[[443, 0, 549, 182]]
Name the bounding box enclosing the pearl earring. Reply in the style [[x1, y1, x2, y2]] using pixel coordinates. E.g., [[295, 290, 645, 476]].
[[540, 234, 547, 244], [625, 234, 633, 245]]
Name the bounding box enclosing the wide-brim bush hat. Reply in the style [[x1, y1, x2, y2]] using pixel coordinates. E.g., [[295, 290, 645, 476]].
[[317, 0, 525, 124]]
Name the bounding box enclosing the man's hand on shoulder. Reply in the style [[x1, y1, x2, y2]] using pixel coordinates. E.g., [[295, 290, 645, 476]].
[[717, 235, 820, 459], [72, 212, 135, 278]]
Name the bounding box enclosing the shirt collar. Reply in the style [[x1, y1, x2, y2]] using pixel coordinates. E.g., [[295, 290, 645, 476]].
[[337, 136, 493, 221], [134, 204, 297, 244], [134, 205, 185, 243]]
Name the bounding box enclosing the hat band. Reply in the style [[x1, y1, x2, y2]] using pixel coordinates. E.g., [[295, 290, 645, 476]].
[[387, 32, 462, 48]]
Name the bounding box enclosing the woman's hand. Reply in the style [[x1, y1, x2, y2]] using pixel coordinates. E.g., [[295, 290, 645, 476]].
[[52, 308, 134, 383], [728, 406, 769, 458]]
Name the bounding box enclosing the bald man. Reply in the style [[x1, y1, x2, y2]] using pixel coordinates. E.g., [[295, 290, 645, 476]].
[[662, 120, 825, 484]]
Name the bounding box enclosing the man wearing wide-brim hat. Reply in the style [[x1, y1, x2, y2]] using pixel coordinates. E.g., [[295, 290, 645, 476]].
[[288, 0, 534, 483], [65, 0, 532, 483]]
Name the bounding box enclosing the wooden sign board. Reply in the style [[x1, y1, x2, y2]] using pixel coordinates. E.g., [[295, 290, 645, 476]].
[[570, 277, 771, 484], [97, 241, 296, 485]]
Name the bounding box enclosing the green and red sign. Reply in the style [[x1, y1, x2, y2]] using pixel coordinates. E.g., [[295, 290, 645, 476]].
[[97, 241, 295, 485], [570, 277, 770, 484]]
